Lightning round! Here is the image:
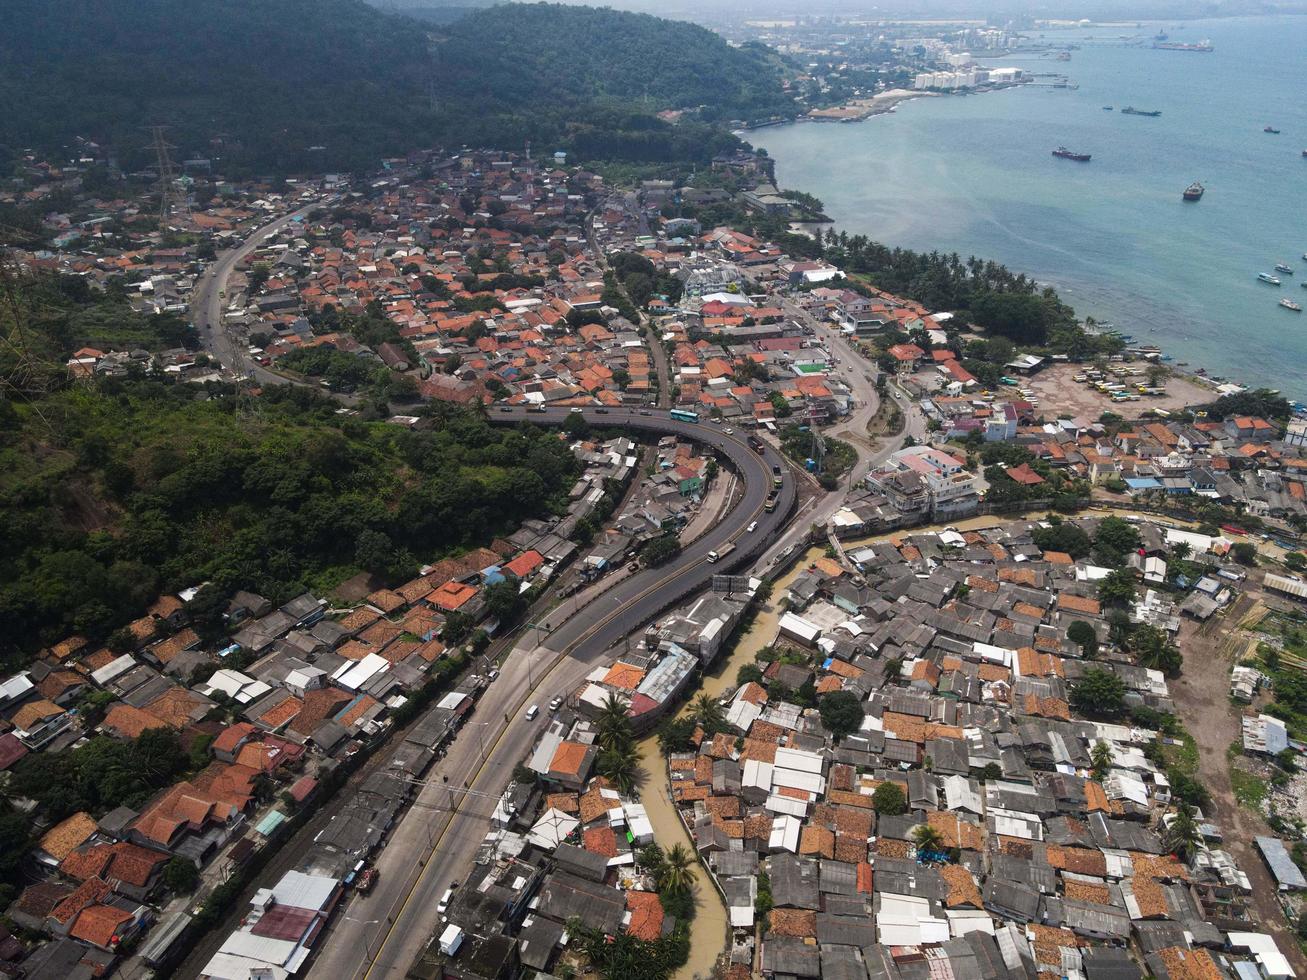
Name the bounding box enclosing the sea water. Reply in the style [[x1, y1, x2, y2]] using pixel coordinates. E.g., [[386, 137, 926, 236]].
[[755, 15, 1307, 395]]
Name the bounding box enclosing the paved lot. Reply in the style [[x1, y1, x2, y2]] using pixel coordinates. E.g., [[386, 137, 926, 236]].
[[1020, 363, 1215, 419]]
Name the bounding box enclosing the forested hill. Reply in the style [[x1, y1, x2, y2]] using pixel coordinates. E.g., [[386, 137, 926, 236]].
[[0, 0, 796, 175], [433, 4, 795, 133], [0, 0, 434, 175]]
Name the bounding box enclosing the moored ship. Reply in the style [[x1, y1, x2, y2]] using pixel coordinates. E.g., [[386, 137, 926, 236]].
[[1121, 106, 1162, 116], [1281, 298, 1302, 312], [1259, 273, 1282, 285], [1182, 182, 1204, 201], [1052, 146, 1091, 161], [1152, 39, 1214, 51]]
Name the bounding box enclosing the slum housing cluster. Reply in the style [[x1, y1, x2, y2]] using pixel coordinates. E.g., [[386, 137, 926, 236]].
[[646, 516, 1297, 980]]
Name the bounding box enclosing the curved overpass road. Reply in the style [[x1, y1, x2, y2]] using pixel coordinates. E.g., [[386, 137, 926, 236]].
[[502, 406, 797, 658], [309, 407, 796, 980]]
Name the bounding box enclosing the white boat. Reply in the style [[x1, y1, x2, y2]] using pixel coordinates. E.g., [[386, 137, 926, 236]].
[[1276, 262, 1295, 275], [1259, 273, 1282, 285], [1281, 298, 1302, 312]]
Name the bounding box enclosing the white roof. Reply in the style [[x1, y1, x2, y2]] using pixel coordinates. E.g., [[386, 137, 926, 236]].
[[726, 698, 761, 733], [200, 950, 291, 980], [528, 807, 579, 850], [91, 654, 136, 687], [946, 909, 996, 936], [778, 611, 821, 643], [0, 673, 34, 704], [877, 894, 950, 945], [765, 793, 810, 819], [768, 813, 802, 852], [771, 767, 825, 795], [437, 691, 468, 710], [202, 668, 271, 704], [742, 759, 773, 791], [773, 746, 824, 774], [261, 869, 338, 912], [333, 653, 389, 691]]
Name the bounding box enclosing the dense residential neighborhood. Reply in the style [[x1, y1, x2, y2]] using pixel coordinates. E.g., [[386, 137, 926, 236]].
[[7, 139, 1307, 980]]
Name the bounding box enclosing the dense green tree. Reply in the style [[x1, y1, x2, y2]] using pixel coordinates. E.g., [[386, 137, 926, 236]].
[[872, 781, 907, 816], [639, 533, 681, 567], [1164, 803, 1204, 862], [1093, 517, 1141, 566], [1032, 521, 1092, 559], [690, 694, 726, 737], [163, 856, 200, 893], [1097, 567, 1138, 607], [818, 690, 864, 739], [1129, 625, 1183, 677], [1231, 542, 1258, 565], [1071, 667, 1127, 718], [1067, 620, 1099, 658]]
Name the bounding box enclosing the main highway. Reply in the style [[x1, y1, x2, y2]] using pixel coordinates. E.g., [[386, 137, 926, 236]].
[[191, 201, 323, 385], [307, 405, 797, 980]]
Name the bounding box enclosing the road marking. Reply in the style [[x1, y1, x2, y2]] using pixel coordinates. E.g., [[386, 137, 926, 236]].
[[357, 415, 781, 978]]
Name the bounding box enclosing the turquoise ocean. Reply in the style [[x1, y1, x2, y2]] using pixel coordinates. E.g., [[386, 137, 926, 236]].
[[753, 16, 1307, 396]]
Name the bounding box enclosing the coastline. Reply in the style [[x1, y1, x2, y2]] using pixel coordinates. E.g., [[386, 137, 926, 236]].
[[739, 37, 1299, 403]]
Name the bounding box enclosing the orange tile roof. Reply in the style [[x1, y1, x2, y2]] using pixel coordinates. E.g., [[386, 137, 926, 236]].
[[40, 812, 98, 861], [602, 662, 645, 691], [549, 741, 590, 777], [626, 890, 664, 941], [69, 902, 134, 949]]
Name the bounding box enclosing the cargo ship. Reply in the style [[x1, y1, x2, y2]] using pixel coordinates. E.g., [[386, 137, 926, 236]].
[[1052, 146, 1091, 161], [1121, 106, 1162, 116], [1182, 181, 1204, 201], [1152, 39, 1214, 51]]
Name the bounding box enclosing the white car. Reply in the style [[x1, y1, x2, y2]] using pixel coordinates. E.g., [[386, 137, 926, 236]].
[[747, 521, 758, 533], [724, 426, 734, 434]]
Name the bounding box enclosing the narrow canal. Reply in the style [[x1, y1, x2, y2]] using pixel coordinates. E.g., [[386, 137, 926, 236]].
[[634, 546, 823, 979]]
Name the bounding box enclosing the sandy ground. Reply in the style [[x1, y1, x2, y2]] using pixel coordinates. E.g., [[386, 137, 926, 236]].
[[1018, 363, 1217, 419], [1170, 613, 1307, 974]]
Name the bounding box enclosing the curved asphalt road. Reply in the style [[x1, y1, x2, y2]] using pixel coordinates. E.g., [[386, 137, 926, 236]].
[[493, 406, 798, 660], [309, 406, 797, 980]]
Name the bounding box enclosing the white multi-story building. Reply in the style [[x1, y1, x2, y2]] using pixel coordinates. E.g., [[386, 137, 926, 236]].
[[867, 446, 979, 518]]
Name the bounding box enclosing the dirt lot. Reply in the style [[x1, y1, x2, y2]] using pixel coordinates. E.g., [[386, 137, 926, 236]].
[[1171, 612, 1307, 974], [1020, 363, 1217, 419]]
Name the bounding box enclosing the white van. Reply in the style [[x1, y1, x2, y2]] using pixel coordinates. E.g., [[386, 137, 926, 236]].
[[706, 550, 720, 563], [524, 704, 539, 721], [438, 887, 454, 915]]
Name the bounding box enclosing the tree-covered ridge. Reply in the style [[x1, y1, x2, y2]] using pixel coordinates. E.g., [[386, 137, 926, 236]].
[[435, 4, 795, 125], [0, 277, 580, 661], [0, 0, 798, 175]]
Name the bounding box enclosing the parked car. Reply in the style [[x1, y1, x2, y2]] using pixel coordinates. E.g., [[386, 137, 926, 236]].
[[549, 696, 563, 711]]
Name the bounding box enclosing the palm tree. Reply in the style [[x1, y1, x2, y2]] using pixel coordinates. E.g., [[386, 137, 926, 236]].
[[1090, 740, 1113, 781], [911, 823, 946, 858], [595, 692, 632, 753], [692, 694, 725, 734], [1165, 803, 1204, 862], [660, 843, 695, 896], [598, 743, 640, 795]]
